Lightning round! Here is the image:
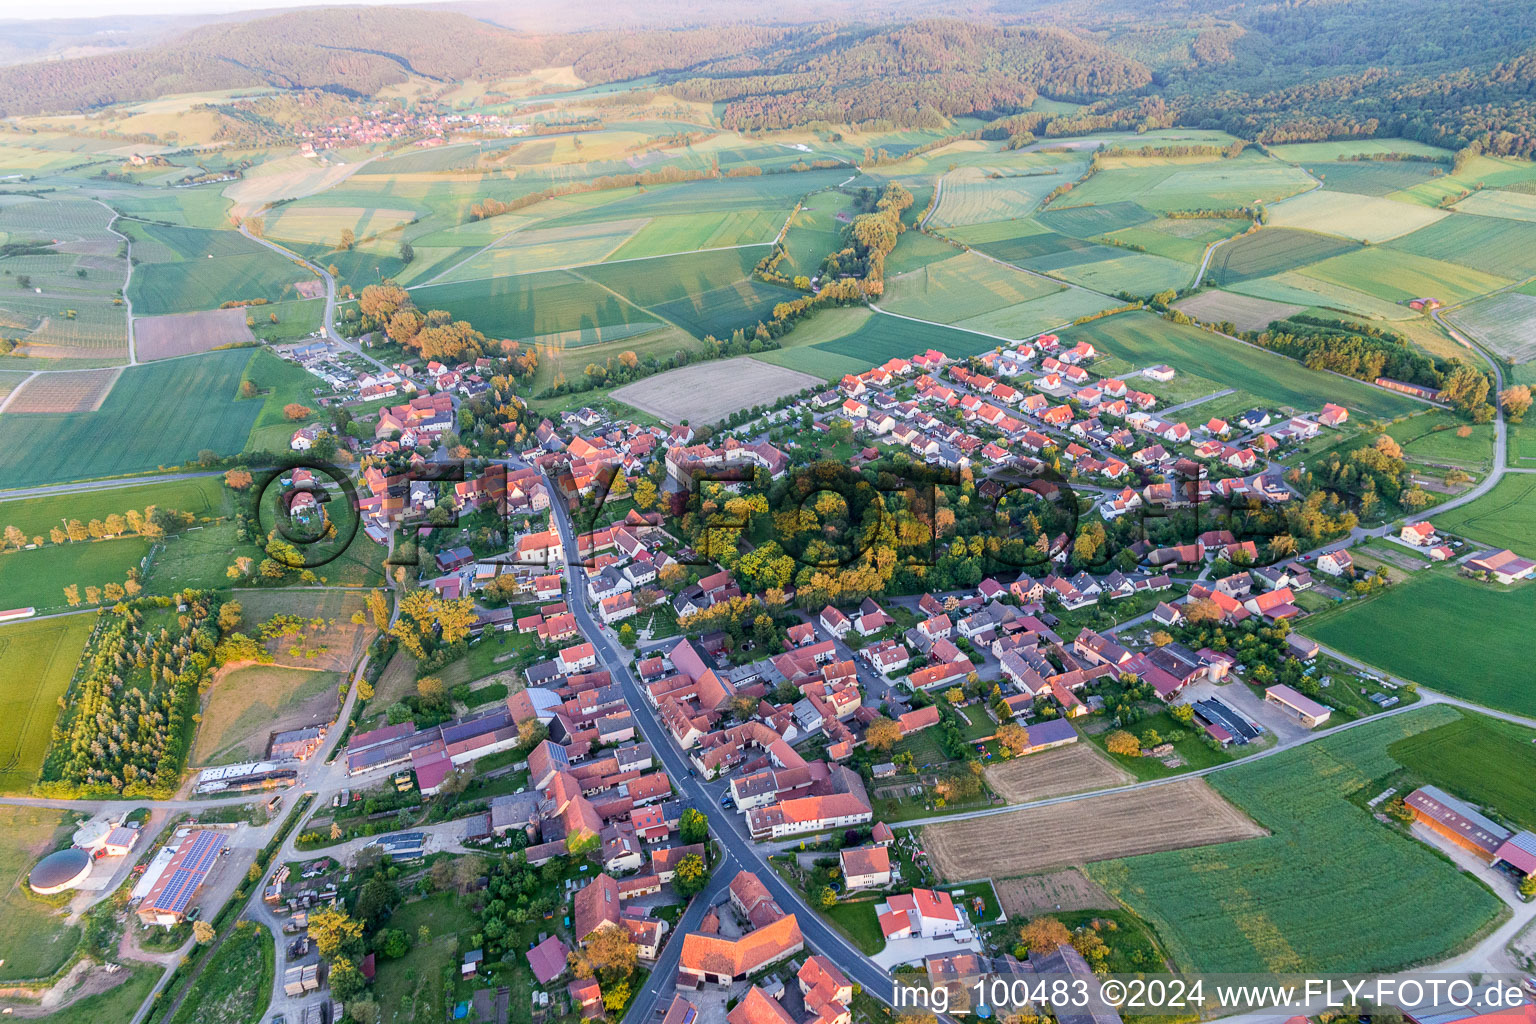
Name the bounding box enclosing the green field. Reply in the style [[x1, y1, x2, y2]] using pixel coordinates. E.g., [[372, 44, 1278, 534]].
[[1061, 155, 1315, 213], [652, 278, 800, 340], [1047, 251, 1193, 294], [434, 218, 647, 281], [1297, 247, 1511, 307], [1088, 706, 1506, 974], [0, 349, 261, 488], [0, 475, 230, 539], [1430, 473, 1536, 557], [1387, 710, 1536, 831], [812, 311, 1001, 366], [1206, 229, 1360, 286], [0, 805, 81, 980], [1105, 217, 1247, 263], [1453, 188, 1536, 223], [885, 229, 960, 276], [1226, 270, 1419, 322], [1386, 212, 1536, 280], [166, 921, 275, 1024], [124, 221, 311, 315], [578, 246, 764, 307], [883, 252, 1062, 323], [0, 616, 94, 793], [1060, 312, 1422, 420], [1445, 291, 1536, 365], [1306, 160, 1443, 197], [954, 287, 1121, 339], [1269, 140, 1455, 163], [1302, 570, 1536, 716], [1038, 201, 1155, 239], [409, 270, 661, 343], [930, 164, 1081, 227], [0, 536, 153, 612]]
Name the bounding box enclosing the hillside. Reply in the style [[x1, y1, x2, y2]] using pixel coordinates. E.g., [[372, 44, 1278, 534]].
[[0, 0, 1534, 157]]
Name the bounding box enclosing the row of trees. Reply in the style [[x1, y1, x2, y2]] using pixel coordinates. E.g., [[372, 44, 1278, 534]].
[[2, 504, 186, 551]]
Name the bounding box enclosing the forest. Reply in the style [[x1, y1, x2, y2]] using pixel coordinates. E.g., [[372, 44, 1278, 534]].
[[3, 2, 1536, 156]]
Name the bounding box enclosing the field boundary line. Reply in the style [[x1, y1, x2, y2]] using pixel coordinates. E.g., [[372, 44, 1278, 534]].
[[93, 199, 138, 365]]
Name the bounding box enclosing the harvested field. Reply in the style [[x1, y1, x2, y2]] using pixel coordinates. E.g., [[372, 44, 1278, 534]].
[[923, 778, 1267, 880], [134, 308, 256, 361], [611, 356, 821, 424], [993, 870, 1117, 918], [1446, 291, 1536, 364], [4, 368, 120, 412], [1173, 290, 1306, 332], [983, 743, 1133, 804], [1266, 190, 1446, 242], [293, 279, 325, 300]]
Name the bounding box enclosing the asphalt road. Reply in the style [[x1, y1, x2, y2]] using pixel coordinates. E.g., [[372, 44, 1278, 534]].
[[542, 474, 913, 1024]]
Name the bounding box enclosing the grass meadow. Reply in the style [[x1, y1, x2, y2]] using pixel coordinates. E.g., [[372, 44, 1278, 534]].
[[0, 806, 81, 980], [0, 615, 93, 793], [1088, 705, 1506, 974], [0, 474, 231, 538], [0, 536, 152, 612], [165, 921, 275, 1024]]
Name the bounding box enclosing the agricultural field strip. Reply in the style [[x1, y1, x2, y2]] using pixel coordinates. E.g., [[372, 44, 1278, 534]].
[[923, 778, 1267, 880], [407, 237, 775, 292]]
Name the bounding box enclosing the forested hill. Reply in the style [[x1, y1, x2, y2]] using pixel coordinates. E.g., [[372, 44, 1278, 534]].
[[2, 0, 1535, 157], [668, 23, 1152, 131], [0, 8, 558, 114]]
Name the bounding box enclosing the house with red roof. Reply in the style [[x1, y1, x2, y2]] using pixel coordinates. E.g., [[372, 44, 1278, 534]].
[[878, 888, 962, 940]]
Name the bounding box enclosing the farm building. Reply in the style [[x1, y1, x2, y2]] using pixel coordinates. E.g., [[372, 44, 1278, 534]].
[[1375, 377, 1444, 401], [1404, 786, 1510, 861], [1493, 831, 1536, 880], [28, 847, 92, 895], [1264, 684, 1331, 728], [136, 830, 228, 925], [1464, 549, 1536, 584]]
